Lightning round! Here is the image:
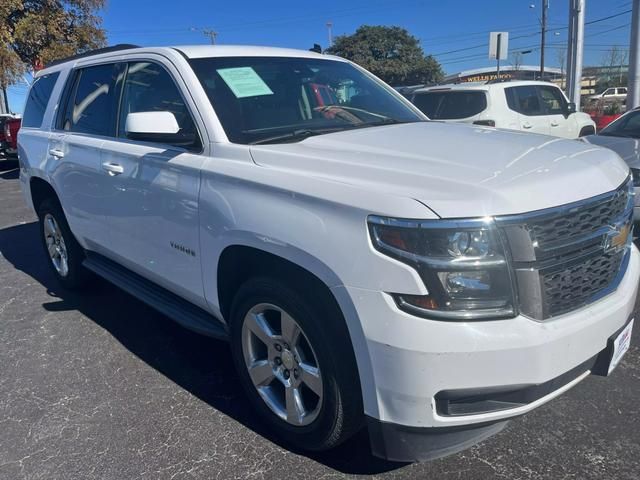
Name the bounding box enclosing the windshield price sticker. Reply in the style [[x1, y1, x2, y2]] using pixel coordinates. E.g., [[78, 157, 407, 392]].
[[217, 67, 274, 98]]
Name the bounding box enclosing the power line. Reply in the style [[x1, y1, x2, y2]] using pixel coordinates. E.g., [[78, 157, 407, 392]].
[[431, 9, 632, 59]]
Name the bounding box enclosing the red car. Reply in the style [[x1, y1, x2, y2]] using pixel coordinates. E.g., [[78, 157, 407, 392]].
[[3, 117, 21, 158]]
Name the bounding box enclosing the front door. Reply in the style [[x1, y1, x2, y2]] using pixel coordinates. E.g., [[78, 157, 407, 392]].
[[99, 60, 206, 306], [538, 85, 576, 139], [510, 85, 549, 135]]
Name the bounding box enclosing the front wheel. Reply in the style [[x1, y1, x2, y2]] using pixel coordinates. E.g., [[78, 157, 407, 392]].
[[230, 277, 363, 451]]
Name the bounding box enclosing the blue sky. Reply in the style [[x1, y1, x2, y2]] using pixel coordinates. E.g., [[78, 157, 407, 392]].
[[7, 0, 634, 112]]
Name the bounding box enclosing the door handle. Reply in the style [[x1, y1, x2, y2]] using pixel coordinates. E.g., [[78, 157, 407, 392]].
[[49, 149, 65, 159], [550, 121, 559, 127], [102, 162, 124, 176], [522, 123, 533, 129]]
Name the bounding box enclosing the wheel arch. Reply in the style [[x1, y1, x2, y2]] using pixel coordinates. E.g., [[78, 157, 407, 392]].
[[579, 125, 596, 137], [216, 243, 379, 419], [29, 176, 60, 215]]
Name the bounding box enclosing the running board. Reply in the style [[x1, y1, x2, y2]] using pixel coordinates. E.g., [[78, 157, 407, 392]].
[[83, 253, 229, 341]]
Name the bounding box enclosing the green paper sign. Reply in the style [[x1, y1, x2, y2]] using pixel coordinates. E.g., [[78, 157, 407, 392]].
[[217, 67, 274, 99]]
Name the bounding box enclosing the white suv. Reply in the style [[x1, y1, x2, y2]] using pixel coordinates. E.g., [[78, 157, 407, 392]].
[[17, 45, 638, 462], [589, 86, 628, 103], [411, 80, 596, 138]]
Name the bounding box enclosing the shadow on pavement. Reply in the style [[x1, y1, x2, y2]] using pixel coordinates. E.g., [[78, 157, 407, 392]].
[[0, 221, 408, 475], [0, 159, 19, 179]]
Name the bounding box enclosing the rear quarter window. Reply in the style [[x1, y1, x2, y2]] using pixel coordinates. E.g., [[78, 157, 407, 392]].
[[22, 72, 60, 128], [413, 91, 487, 119]]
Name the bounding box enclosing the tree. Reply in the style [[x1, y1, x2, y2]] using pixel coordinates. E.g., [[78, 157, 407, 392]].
[[326, 25, 443, 86], [599, 46, 627, 88], [0, 0, 107, 105]]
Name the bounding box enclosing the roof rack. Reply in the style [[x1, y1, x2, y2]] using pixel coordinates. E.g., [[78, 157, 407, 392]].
[[46, 44, 140, 68]]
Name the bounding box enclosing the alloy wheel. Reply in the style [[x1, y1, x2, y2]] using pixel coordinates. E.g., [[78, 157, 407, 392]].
[[241, 303, 323, 426]]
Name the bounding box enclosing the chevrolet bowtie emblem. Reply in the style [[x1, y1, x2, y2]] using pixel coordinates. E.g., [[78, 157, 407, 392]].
[[603, 223, 631, 252]]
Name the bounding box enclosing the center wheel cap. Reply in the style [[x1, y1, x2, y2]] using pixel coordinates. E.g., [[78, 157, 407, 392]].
[[281, 350, 296, 370]]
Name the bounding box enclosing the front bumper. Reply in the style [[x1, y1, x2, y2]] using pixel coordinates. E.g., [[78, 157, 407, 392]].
[[339, 245, 639, 460]]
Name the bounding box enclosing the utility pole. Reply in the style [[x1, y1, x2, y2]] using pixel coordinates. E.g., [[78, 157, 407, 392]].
[[566, 0, 585, 107], [203, 29, 218, 45], [326, 21, 333, 47], [540, 0, 549, 79], [0, 87, 8, 114], [628, 0, 640, 110]]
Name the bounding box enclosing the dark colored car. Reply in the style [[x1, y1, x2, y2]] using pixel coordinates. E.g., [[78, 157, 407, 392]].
[[582, 108, 640, 223]]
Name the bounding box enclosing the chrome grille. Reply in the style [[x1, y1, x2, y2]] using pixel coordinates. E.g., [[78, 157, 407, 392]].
[[497, 177, 634, 320], [527, 186, 630, 249], [541, 250, 625, 317]]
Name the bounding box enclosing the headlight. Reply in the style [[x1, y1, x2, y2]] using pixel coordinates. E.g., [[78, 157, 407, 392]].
[[368, 216, 516, 320]]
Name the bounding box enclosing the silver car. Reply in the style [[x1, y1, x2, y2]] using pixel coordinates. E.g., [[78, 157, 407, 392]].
[[583, 109, 640, 223]]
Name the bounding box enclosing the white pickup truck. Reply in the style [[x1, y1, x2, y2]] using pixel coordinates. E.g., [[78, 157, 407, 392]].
[[17, 44, 638, 462]]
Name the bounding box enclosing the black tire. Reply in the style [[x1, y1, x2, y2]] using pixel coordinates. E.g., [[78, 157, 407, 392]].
[[230, 276, 363, 451], [38, 198, 90, 290]]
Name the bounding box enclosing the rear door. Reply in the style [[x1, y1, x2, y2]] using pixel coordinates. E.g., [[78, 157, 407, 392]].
[[49, 62, 123, 251], [504, 85, 549, 135], [99, 58, 206, 305], [19, 71, 61, 180]]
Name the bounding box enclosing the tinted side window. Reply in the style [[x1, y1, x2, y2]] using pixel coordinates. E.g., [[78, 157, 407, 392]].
[[118, 61, 200, 149], [506, 86, 543, 116], [539, 86, 566, 115], [62, 64, 119, 136], [22, 72, 60, 128], [413, 91, 487, 119]]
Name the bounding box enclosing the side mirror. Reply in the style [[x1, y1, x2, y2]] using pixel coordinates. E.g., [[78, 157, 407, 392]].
[[566, 102, 577, 115], [125, 111, 196, 146]]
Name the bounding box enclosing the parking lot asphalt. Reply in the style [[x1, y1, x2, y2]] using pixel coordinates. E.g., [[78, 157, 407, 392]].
[[0, 158, 639, 479]]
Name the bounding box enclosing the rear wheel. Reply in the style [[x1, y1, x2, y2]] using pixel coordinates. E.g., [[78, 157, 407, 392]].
[[230, 276, 363, 451], [38, 198, 90, 290]]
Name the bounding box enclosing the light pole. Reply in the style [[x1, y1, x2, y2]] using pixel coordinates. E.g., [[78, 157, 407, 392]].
[[326, 21, 333, 47], [628, 0, 640, 110], [566, 0, 585, 107]]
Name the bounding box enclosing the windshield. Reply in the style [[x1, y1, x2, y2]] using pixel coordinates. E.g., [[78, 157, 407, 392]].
[[413, 90, 487, 119], [189, 56, 424, 144], [600, 110, 640, 138]]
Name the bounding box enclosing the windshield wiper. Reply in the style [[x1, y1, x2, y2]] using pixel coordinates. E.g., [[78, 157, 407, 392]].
[[249, 128, 341, 145], [315, 105, 392, 121], [248, 119, 419, 145]]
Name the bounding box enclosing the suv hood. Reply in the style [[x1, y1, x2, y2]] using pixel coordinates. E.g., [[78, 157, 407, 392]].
[[250, 122, 629, 218]]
